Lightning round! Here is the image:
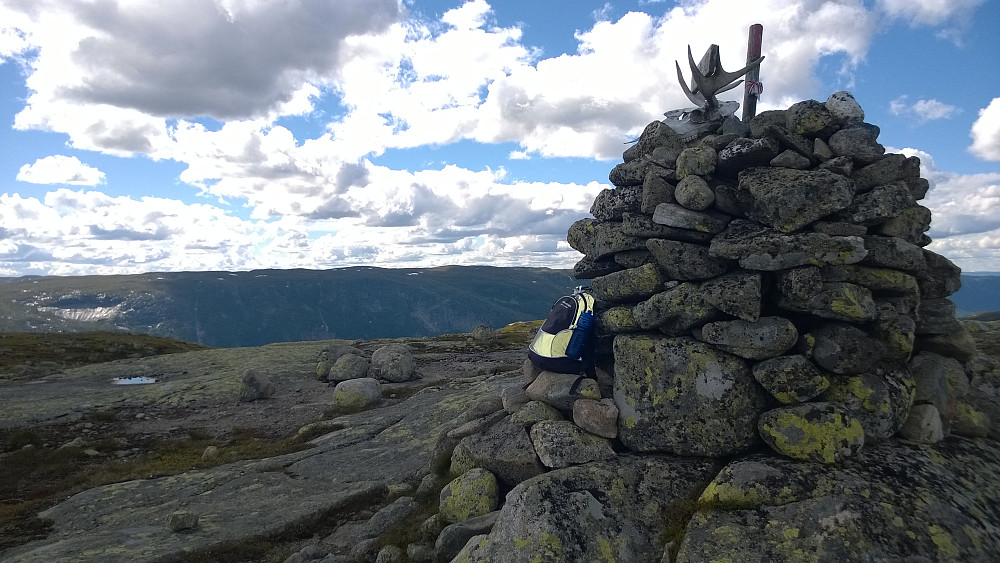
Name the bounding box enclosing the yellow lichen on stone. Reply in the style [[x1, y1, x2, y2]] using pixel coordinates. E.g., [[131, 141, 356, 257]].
[[762, 410, 864, 464], [697, 480, 762, 509], [928, 524, 959, 560]]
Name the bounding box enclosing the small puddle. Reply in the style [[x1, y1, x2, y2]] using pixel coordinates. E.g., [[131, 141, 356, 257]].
[[110, 376, 158, 385]]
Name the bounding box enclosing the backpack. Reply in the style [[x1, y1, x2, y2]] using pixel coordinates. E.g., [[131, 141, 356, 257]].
[[528, 287, 596, 374]]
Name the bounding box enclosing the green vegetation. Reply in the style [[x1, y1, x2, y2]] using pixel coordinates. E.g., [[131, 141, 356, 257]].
[[0, 331, 207, 380], [0, 420, 313, 551]]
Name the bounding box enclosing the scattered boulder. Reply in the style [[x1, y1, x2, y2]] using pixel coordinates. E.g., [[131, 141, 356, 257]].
[[328, 353, 369, 383], [369, 344, 416, 382], [333, 377, 382, 410], [239, 368, 275, 402]]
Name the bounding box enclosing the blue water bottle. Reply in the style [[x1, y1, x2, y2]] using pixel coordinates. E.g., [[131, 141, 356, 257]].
[[565, 310, 594, 359]]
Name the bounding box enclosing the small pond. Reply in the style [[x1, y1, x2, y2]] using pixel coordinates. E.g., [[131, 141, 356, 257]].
[[110, 376, 158, 385]]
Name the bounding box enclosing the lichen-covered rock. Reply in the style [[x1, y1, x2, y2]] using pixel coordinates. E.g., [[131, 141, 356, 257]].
[[821, 364, 914, 442], [597, 306, 641, 334], [710, 219, 867, 271], [333, 377, 382, 409], [652, 203, 732, 234], [590, 185, 643, 221], [439, 468, 499, 524], [917, 325, 977, 363], [572, 255, 623, 279], [786, 100, 839, 138], [673, 174, 715, 211], [698, 271, 762, 322], [717, 136, 784, 176], [757, 402, 865, 463], [525, 371, 601, 410], [328, 353, 369, 383], [752, 354, 830, 404], [434, 511, 498, 563], [451, 418, 545, 488], [572, 398, 619, 439], [609, 158, 670, 187], [621, 212, 714, 243], [874, 302, 917, 360], [825, 91, 864, 123], [770, 149, 811, 169], [695, 317, 798, 360], [679, 439, 1000, 561], [646, 238, 728, 280], [613, 336, 768, 456], [626, 120, 686, 163], [860, 235, 927, 273], [778, 281, 878, 322], [748, 110, 787, 138], [676, 145, 717, 178], [950, 400, 991, 438], [828, 126, 885, 165], [738, 167, 855, 233], [878, 204, 932, 244], [369, 344, 416, 382], [916, 298, 961, 335], [455, 456, 720, 563], [820, 264, 918, 295], [567, 218, 647, 260], [919, 249, 962, 299], [836, 181, 915, 225], [819, 154, 854, 176], [590, 262, 663, 302], [239, 368, 276, 402], [529, 420, 616, 468], [803, 323, 886, 375], [613, 248, 654, 268], [640, 172, 676, 213], [631, 282, 722, 334], [509, 400, 564, 427]]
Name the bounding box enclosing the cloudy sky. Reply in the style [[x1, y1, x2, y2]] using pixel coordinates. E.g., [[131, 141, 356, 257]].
[[1, 0, 998, 277]]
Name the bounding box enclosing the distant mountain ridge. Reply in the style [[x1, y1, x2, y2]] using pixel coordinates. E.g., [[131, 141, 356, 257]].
[[0, 267, 996, 348], [0, 266, 582, 347]]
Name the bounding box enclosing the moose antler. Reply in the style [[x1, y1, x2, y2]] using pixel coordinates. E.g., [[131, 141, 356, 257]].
[[676, 44, 764, 109]]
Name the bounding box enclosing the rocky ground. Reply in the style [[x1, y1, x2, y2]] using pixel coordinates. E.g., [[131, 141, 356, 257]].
[[0, 329, 530, 561]]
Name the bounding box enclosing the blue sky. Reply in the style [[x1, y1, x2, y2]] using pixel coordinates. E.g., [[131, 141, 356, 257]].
[[0, 0, 998, 276]]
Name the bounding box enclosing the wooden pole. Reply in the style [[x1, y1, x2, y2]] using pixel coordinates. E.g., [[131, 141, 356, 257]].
[[741, 23, 763, 123]]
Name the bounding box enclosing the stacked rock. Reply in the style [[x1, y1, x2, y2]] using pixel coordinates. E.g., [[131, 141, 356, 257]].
[[565, 91, 982, 463]]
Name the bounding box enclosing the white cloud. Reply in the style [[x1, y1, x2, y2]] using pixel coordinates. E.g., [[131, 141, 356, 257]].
[[888, 95, 960, 123], [889, 146, 1000, 271], [969, 97, 1000, 161], [17, 155, 105, 185], [877, 0, 984, 27]]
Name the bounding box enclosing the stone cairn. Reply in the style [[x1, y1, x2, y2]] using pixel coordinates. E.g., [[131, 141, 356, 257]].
[[418, 92, 998, 562], [566, 90, 985, 461]]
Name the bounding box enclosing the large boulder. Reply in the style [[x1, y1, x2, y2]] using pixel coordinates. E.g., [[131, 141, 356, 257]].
[[332, 377, 382, 410], [710, 219, 867, 270], [453, 456, 720, 563], [369, 344, 416, 382], [737, 167, 855, 233], [613, 336, 769, 456], [679, 439, 1000, 561], [757, 402, 865, 463]]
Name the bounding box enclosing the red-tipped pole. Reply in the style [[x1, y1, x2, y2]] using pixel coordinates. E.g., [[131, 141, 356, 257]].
[[741, 23, 763, 123]]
